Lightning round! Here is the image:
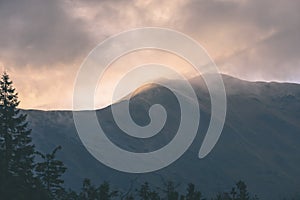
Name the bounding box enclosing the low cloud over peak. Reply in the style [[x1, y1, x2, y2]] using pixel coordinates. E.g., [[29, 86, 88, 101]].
[[0, 0, 299, 109]]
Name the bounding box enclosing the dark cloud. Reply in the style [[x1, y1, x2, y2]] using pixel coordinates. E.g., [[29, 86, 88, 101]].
[[0, 0, 299, 109], [0, 0, 176, 68], [1, 0, 299, 82], [0, 0, 93, 67]]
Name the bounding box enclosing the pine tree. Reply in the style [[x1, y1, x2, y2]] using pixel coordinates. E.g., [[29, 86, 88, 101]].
[[137, 182, 160, 200], [138, 182, 151, 200], [36, 145, 67, 199], [79, 178, 98, 200], [98, 181, 118, 200], [0, 72, 36, 199], [163, 181, 179, 200], [212, 181, 258, 200], [236, 181, 250, 200], [230, 187, 237, 200], [125, 195, 135, 200], [185, 183, 202, 200], [78, 179, 118, 200]]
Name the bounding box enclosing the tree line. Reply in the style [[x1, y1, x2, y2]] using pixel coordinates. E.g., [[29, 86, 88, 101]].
[[0, 72, 292, 200]]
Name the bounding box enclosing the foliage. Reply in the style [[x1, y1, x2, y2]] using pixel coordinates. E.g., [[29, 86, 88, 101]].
[[0, 72, 47, 200], [36, 145, 67, 199], [78, 178, 118, 200], [136, 182, 160, 200]]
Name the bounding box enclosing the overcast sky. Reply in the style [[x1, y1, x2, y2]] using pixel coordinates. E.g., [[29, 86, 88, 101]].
[[0, 0, 299, 109]]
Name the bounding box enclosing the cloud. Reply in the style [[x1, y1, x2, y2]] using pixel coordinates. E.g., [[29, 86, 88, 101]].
[[0, 0, 93, 67], [179, 0, 300, 81], [0, 0, 299, 109]]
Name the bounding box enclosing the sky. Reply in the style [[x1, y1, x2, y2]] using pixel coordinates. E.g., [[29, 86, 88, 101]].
[[0, 0, 299, 110]]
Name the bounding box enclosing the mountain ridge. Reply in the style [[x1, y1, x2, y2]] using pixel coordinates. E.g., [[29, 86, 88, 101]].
[[21, 74, 300, 112], [23, 75, 300, 199]]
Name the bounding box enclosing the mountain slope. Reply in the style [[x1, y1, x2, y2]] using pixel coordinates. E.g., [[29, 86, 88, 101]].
[[24, 75, 300, 199]]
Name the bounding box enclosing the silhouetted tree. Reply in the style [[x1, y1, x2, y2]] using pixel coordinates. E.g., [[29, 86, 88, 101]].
[[185, 183, 202, 200], [78, 179, 118, 200], [79, 178, 98, 200], [98, 181, 118, 200], [236, 181, 250, 200], [163, 181, 179, 200], [212, 181, 259, 200], [36, 146, 67, 199], [125, 194, 135, 200], [137, 182, 160, 200], [230, 187, 237, 200], [0, 72, 38, 199]]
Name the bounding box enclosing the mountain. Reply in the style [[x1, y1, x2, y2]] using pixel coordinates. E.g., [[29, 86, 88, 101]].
[[24, 75, 300, 199]]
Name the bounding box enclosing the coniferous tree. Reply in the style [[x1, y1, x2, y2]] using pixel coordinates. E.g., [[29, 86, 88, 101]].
[[65, 189, 80, 200], [36, 145, 67, 199], [125, 194, 135, 200], [163, 181, 179, 200], [0, 72, 36, 199], [98, 181, 118, 200], [212, 181, 258, 200], [230, 187, 237, 200], [79, 179, 118, 200], [138, 182, 151, 200], [79, 178, 98, 200], [235, 181, 250, 200], [185, 183, 202, 200], [137, 182, 160, 200]]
